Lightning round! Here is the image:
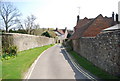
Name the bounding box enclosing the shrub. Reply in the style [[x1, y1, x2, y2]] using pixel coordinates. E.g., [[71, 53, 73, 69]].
[[9, 29, 27, 34], [2, 45, 17, 60], [48, 31, 56, 38], [62, 39, 73, 51], [41, 31, 51, 37], [9, 45, 17, 56], [3, 45, 17, 55]]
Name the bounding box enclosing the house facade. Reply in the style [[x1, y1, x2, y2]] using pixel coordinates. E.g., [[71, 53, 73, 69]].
[[54, 27, 68, 43]]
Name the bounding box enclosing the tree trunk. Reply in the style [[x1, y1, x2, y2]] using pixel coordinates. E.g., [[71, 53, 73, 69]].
[[5, 26, 8, 33]]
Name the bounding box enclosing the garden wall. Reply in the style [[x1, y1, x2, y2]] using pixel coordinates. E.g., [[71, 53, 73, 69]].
[[0, 33, 2, 55], [2, 33, 55, 51], [72, 30, 120, 76]]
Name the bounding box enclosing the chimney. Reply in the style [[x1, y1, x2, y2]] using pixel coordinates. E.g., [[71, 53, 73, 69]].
[[77, 15, 80, 23], [65, 27, 67, 30], [116, 13, 119, 24], [56, 28, 58, 31], [111, 12, 115, 25], [112, 12, 114, 21]]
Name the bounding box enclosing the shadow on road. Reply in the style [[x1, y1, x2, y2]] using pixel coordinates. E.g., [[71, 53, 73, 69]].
[[59, 46, 92, 81], [59, 45, 105, 81]]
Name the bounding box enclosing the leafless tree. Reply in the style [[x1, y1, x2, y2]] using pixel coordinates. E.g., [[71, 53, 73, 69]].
[[16, 19, 24, 30], [24, 15, 36, 34], [0, 2, 21, 32]]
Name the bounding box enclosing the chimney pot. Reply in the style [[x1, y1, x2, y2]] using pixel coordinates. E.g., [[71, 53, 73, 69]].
[[77, 15, 80, 23], [111, 12, 115, 26], [116, 13, 119, 24], [56, 28, 58, 31]]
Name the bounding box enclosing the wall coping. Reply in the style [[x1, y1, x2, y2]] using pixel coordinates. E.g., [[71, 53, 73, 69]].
[[2, 33, 50, 38]]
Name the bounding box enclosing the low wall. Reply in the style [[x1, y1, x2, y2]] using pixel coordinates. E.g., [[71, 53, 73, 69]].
[[2, 33, 55, 51], [72, 30, 120, 76], [0, 33, 2, 55]]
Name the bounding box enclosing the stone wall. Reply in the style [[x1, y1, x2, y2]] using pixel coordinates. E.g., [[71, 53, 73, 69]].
[[0, 33, 2, 55], [2, 33, 55, 51], [72, 30, 120, 76]]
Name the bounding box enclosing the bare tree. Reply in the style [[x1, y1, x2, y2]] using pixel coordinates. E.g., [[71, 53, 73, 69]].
[[16, 19, 25, 30], [0, 2, 21, 32], [24, 15, 36, 34], [34, 24, 40, 29]]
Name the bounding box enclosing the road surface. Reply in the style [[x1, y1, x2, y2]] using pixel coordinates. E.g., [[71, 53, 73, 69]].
[[26, 44, 94, 80]]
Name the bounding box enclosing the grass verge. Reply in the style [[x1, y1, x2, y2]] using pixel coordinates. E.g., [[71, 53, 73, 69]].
[[2, 44, 54, 79], [67, 50, 119, 80]]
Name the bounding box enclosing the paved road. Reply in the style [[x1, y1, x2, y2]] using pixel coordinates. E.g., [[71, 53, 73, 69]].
[[27, 44, 91, 80]]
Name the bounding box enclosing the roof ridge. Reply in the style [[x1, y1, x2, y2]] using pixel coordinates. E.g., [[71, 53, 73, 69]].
[[84, 17, 88, 19], [79, 18, 95, 29], [96, 14, 103, 18], [70, 14, 113, 39], [70, 18, 96, 39]]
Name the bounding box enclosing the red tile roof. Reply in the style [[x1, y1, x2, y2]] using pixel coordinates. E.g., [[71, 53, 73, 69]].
[[56, 29, 65, 35], [74, 17, 91, 32], [70, 14, 114, 39], [54, 28, 67, 35]]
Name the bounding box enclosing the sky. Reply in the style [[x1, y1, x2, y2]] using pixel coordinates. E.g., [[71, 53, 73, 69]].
[[3, 0, 120, 30]]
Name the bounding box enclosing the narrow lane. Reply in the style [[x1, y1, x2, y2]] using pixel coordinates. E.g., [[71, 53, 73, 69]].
[[27, 44, 89, 79]]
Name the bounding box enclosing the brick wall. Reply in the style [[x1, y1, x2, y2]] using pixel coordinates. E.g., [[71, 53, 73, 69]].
[[72, 30, 120, 76], [2, 33, 55, 51]]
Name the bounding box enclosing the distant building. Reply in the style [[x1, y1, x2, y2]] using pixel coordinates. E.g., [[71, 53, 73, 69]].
[[70, 13, 118, 40], [102, 24, 120, 32], [54, 27, 68, 43], [102, 1, 120, 32]]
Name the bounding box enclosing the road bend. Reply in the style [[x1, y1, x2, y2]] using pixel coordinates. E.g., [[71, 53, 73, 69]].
[[27, 44, 92, 80]]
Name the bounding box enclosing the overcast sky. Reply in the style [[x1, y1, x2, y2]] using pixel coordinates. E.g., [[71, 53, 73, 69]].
[[3, 0, 120, 30]]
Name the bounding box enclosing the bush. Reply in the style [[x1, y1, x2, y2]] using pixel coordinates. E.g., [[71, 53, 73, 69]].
[[9, 29, 27, 34], [3, 45, 17, 55], [48, 31, 56, 38], [67, 40, 73, 49], [62, 39, 73, 51], [41, 31, 51, 37], [2, 45, 17, 61]]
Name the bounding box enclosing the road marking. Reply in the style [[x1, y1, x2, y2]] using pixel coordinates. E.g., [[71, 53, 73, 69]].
[[64, 49, 98, 81], [23, 45, 55, 81]]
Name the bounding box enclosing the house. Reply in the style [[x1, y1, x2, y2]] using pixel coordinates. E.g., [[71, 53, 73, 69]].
[[69, 3, 120, 75], [54, 27, 68, 43], [70, 12, 118, 40], [102, 24, 120, 32], [67, 30, 73, 38]]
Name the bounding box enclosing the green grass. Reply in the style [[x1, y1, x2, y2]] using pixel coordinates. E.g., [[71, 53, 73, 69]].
[[0, 60, 2, 80], [2, 44, 54, 79], [68, 50, 119, 80]]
